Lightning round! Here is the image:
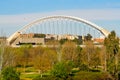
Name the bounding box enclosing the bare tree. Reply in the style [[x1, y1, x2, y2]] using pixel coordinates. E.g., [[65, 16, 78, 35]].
[[0, 35, 6, 77]]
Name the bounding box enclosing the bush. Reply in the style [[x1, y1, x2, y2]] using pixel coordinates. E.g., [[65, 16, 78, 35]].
[[51, 62, 73, 79], [2, 67, 20, 80], [73, 71, 113, 80], [79, 64, 89, 71]]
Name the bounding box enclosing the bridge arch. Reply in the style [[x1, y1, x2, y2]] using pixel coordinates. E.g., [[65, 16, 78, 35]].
[[7, 15, 110, 44]]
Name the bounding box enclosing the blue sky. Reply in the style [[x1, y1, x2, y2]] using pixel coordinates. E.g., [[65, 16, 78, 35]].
[[0, 0, 120, 14], [0, 0, 120, 37]]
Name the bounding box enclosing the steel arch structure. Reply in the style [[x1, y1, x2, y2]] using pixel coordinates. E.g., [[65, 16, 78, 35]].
[[7, 15, 110, 44]]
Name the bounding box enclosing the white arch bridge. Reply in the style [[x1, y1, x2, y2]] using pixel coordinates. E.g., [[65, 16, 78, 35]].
[[7, 15, 110, 46]]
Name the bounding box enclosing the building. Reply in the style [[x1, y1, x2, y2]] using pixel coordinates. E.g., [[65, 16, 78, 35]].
[[16, 37, 44, 45], [11, 33, 45, 46], [57, 34, 78, 40], [93, 38, 104, 44]]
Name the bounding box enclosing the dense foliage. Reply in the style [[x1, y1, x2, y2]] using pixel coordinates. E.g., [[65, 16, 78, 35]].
[[2, 67, 20, 80], [104, 31, 119, 78], [51, 61, 73, 79], [0, 31, 119, 80]]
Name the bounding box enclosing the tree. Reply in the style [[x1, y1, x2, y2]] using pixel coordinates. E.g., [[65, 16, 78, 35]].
[[82, 41, 94, 68], [33, 47, 57, 77], [2, 67, 20, 80], [2, 47, 17, 67], [61, 41, 77, 62], [84, 34, 92, 41], [51, 62, 73, 79], [34, 54, 51, 75], [100, 46, 107, 71], [74, 46, 82, 67], [81, 41, 101, 70], [15, 46, 31, 72], [73, 38, 82, 45], [59, 39, 68, 45], [89, 47, 101, 68], [104, 31, 119, 78], [0, 38, 6, 76]]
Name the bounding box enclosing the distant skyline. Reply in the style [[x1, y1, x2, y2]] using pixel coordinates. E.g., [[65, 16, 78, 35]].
[[0, 0, 120, 37]]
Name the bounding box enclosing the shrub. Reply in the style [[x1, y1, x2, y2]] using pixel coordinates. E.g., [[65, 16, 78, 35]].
[[73, 71, 113, 80], [2, 67, 20, 80], [51, 61, 73, 79], [79, 64, 89, 71]]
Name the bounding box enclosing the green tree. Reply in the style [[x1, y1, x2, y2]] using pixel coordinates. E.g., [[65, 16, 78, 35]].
[[104, 31, 119, 78], [2, 67, 20, 80], [73, 38, 82, 45], [16, 46, 31, 72], [75, 46, 82, 67], [89, 47, 101, 68], [59, 39, 68, 45], [51, 62, 72, 79], [84, 34, 92, 41]]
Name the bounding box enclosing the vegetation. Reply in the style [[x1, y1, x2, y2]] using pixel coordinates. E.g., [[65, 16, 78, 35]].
[[0, 31, 119, 80], [34, 34, 46, 38], [74, 71, 113, 80], [84, 33, 92, 41], [104, 31, 119, 79], [51, 61, 73, 79], [59, 39, 68, 45], [2, 67, 20, 80]]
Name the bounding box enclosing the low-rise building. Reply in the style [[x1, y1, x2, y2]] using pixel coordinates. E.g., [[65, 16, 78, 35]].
[[11, 33, 45, 46], [57, 34, 78, 40], [93, 38, 104, 44], [16, 37, 44, 45]]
